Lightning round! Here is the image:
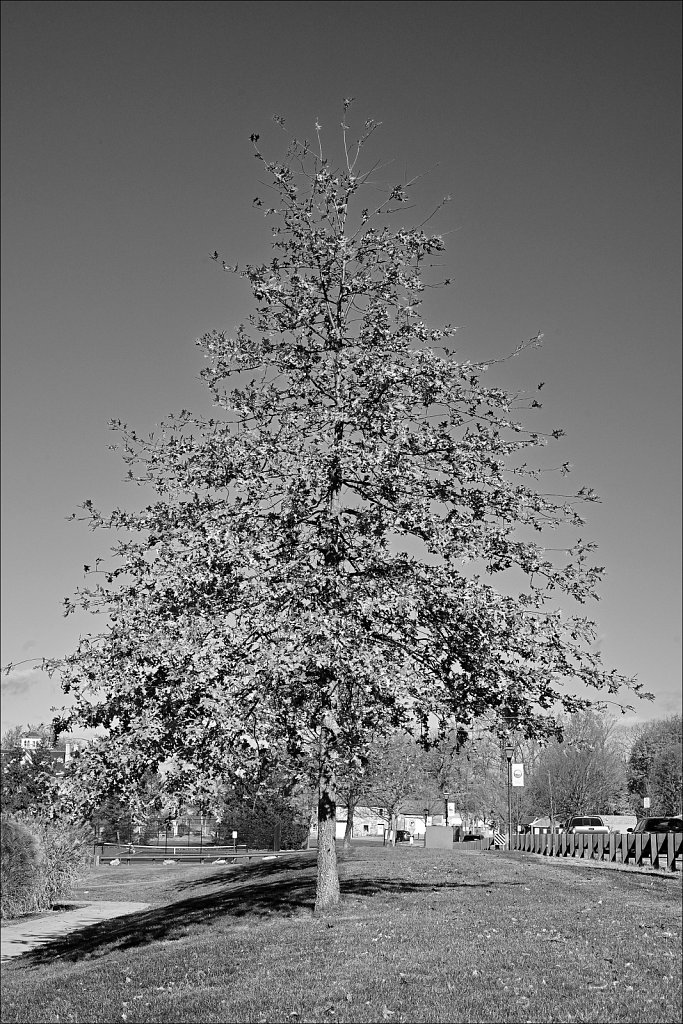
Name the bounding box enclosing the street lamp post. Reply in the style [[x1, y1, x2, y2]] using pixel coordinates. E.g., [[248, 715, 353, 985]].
[[504, 744, 514, 851]]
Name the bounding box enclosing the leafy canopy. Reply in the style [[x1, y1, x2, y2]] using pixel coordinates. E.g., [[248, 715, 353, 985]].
[[49, 107, 645, 816]]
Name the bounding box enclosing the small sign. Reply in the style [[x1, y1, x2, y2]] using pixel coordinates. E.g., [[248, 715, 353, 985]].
[[447, 801, 456, 820], [511, 763, 525, 787], [232, 830, 238, 839], [643, 797, 650, 809]]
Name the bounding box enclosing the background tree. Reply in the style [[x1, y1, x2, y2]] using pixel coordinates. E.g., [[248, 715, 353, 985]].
[[1, 747, 62, 816], [1, 726, 29, 751], [360, 735, 429, 844], [1, 723, 65, 751], [210, 749, 314, 851], [214, 783, 311, 853], [627, 715, 682, 815], [524, 712, 627, 822], [422, 725, 500, 827], [0, 724, 66, 816], [335, 763, 368, 851], [50, 108, 644, 911], [649, 743, 682, 816], [421, 726, 468, 814], [91, 795, 137, 845]]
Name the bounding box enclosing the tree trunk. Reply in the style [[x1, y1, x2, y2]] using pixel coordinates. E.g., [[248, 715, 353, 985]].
[[343, 799, 355, 851], [315, 779, 341, 912]]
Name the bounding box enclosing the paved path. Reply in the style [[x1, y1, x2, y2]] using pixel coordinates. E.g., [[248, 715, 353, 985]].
[[1, 900, 149, 962]]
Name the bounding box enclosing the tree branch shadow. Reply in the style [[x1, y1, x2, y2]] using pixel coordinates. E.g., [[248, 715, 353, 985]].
[[13, 861, 524, 967]]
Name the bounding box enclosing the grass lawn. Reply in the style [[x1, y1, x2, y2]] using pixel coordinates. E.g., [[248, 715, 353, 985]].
[[1, 844, 681, 1024]]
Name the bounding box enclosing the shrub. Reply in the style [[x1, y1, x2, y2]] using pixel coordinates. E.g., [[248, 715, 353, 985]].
[[0, 813, 91, 919], [1, 815, 46, 918]]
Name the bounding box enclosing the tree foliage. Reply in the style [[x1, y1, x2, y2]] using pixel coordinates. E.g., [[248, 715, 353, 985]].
[[358, 735, 429, 844], [214, 783, 311, 852], [627, 715, 682, 814], [47, 107, 644, 908], [421, 724, 510, 823], [1, 723, 64, 751], [0, 725, 65, 816], [523, 712, 627, 820]]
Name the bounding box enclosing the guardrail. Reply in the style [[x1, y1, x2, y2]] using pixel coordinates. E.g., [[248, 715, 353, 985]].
[[96, 849, 316, 867], [509, 831, 683, 872], [98, 843, 250, 858]]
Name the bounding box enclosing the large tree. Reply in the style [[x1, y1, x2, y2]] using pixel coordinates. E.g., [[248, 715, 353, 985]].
[[49, 108, 644, 910], [627, 715, 682, 815], [524, 712, 628, 821]]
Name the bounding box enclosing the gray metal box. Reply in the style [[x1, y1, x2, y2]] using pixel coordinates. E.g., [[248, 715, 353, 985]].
[[425, 825, 454, 849]]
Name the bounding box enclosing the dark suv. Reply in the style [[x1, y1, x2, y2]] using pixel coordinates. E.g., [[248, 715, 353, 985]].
[[395, 830, 413, 843], [633, 816, 683, 834]]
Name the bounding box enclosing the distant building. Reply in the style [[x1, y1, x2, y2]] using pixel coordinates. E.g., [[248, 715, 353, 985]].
[[331, 800, 476, 840], [5, 732, 91, 766], [20, 731, 44, 751], [331, 805, 389, 839]]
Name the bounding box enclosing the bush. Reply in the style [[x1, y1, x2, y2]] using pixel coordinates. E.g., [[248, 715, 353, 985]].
[[1, 815, 45, 918], [0, 813, 91, 920]]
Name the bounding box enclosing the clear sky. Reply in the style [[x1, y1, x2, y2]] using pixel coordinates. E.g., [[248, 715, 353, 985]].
[[1, 1, 681, 735]]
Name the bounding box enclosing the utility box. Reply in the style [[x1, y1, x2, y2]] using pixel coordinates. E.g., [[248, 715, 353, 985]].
[[425, 825, 454, 849]]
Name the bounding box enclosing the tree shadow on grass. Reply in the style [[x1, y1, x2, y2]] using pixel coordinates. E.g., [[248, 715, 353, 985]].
[[14, 861, 524, 967]]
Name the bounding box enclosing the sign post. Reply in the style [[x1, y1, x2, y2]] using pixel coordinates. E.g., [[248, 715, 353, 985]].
[[511, 764, 525, 787], [504, 744, 514, 849]]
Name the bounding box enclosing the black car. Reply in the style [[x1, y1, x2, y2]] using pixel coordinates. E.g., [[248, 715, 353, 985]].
[[395, 829, 413, 843], [633, 816, 683, 834]]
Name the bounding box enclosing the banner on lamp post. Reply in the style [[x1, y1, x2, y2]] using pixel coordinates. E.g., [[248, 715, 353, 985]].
[[511, 763, 525, 787]]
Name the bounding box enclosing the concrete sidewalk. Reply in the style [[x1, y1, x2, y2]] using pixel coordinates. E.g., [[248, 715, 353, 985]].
[[1, 900, 149, 962]]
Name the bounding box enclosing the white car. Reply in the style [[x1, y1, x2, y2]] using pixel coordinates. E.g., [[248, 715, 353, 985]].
[[564, 815, 610, 835]]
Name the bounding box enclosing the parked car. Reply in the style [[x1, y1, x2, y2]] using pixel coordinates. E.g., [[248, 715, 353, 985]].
[[395, 830, 413, 843], [632, 816, 683, 834], [462, 833, 483, 843], [563, 815, 610, 835]]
